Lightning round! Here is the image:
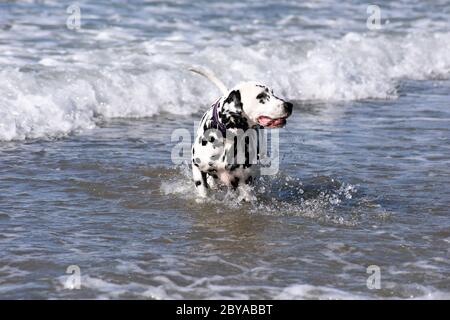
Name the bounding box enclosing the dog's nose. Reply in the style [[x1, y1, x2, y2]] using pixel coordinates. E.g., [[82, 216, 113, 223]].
[[283, 102, 293, 115]]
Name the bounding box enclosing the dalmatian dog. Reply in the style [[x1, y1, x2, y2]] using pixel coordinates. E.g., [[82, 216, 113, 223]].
[[189, 67, 293, 201]]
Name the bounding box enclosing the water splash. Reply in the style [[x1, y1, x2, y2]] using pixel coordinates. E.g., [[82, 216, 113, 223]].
[[159, 164, 383, 226]]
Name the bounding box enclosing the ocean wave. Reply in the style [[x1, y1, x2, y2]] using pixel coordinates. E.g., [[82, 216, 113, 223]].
[[1, 32, 450, 141]]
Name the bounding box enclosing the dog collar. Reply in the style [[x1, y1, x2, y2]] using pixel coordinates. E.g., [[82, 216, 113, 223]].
[[211, 98, 227, 137]]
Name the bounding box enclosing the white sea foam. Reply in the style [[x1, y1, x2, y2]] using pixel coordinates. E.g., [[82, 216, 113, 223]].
[[276, 284, 368, 300], [1, 31, 450, 141], [55, 271, 450, 300]]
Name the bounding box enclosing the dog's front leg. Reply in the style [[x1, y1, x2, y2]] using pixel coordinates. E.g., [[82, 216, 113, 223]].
[[192, 164, 208, 198]]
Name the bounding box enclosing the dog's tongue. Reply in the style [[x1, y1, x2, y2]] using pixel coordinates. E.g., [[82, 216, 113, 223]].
[[257, 116, 286, 128], [257, 116, 273, 127]]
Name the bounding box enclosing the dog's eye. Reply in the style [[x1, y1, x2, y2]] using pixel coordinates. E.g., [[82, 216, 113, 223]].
[[256, 93, 267, 100]]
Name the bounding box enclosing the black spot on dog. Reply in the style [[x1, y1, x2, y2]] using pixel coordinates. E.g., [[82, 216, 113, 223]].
[[201, 139, 207, 146], [195, 157, 201, 163], [257, 92, 270, 104], [222, 110, 249, 131], [245, 176, 253, 185], [256, 92, 267, 100], [227, 164, 241, 171], [195, 181, 201, 186]]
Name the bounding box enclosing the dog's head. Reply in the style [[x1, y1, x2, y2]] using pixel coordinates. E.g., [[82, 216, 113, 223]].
[[221, 81, 293, 129]]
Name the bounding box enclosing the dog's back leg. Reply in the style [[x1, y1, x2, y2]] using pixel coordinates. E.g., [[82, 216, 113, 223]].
[[192, 163, 208, 198]]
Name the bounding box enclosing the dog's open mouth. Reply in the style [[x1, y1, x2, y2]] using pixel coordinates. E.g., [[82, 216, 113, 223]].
[[257, 116, 288, 128]]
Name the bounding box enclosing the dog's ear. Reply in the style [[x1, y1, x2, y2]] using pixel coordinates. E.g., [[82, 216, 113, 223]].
[[224, 90, 243, 109], [221, 90, 248, 130]]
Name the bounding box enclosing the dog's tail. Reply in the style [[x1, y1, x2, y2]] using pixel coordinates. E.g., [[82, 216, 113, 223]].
[[188, 67, 228, 95]]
